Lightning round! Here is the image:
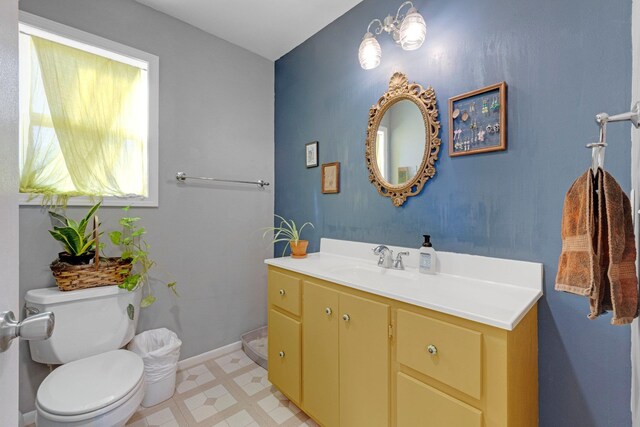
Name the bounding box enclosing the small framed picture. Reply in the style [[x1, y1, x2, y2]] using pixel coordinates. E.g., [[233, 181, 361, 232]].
[[305, 141, 319, 168], [449, 82, 507, 157], [321, 162, 340, 194]]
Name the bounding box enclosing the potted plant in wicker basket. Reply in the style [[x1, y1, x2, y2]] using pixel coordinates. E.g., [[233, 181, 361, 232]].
[[263, 214, 314, 258], [48, 203, 133, 291]]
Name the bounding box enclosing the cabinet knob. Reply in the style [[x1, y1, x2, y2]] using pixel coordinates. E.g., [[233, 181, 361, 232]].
[[279, 351, 285, 358], [427, 344, 438, 355], [279, 289, 286, 296], [342, 314, 350, 322], [325, 307, 332, 315]]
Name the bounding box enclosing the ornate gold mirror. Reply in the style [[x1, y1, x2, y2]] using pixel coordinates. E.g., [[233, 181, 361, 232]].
[[365, 72, 441, 206]]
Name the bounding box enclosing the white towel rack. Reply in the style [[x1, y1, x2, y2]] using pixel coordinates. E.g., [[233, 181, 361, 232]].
[[586, 102, 640, 173]]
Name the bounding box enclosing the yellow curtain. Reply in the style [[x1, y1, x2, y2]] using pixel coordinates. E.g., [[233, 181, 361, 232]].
[[20, 35, 147, 198]]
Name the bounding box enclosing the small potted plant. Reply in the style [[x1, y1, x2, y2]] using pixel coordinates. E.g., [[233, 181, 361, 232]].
[[109, 207, 177, 307], [48, 203, 102, 265], [263, 214, 314, 258]]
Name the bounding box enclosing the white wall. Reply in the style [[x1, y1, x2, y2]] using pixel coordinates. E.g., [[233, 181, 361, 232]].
[[630, 0, 640, 424], [18, 0, 274, 413]]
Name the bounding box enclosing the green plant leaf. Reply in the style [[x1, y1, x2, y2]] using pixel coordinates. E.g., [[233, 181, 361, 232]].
[[48, 230, 73, 254], [77, 203, 100, 236], [109, 231, 122, 245], [53, 227, 83, 255], [167, 282, 179, 296], [297, 222, 314, 239], [78, 237, 98, 255], [48, 211, 68, 227], [140, 295, 156, 308], [126, 304, 135, 320], [132, 228, 145, 237], [122, 206, 131, 212], [120, 274, 140, 291], [119, 217, 140, 227], [281, 241, 291, 257]]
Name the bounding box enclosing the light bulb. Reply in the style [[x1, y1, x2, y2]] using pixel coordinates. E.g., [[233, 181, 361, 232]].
[[399, 7, 426, 51], [358, 32, 381, 70]]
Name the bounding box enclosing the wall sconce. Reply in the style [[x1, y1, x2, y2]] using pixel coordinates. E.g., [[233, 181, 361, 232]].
[[358, 1, 427, 70]]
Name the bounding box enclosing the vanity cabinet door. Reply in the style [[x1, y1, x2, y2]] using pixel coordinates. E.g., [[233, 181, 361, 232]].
[[268, 309, 301, 404], [303, 281, 340, 427], [339, 293, 390, 427]]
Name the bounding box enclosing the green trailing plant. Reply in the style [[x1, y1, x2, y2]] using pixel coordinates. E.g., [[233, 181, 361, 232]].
[[109, 206, 177, 308], [263, 214, 314, 256], [48, 202, 102, 257]]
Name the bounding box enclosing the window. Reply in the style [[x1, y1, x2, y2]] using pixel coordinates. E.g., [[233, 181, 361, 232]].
[[18, 12, 158, 206]]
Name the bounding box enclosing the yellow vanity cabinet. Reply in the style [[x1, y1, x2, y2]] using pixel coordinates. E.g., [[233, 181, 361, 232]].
[[303, 279, 390, 427], [267, 266, 538, 427]]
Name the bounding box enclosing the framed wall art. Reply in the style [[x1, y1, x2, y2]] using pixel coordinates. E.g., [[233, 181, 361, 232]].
[[449, 82, 506, 157], [321, 162, 340, 194], [305, 141, 319, 168]]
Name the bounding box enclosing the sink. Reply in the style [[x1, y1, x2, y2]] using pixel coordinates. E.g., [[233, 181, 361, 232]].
[[327, 264, 419, 283]]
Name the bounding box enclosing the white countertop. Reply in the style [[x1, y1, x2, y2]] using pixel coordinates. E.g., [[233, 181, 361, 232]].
[[265, 238, 543, 331]]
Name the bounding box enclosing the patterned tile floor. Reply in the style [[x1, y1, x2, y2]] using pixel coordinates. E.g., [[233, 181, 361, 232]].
[[126, 349, 319, 427]]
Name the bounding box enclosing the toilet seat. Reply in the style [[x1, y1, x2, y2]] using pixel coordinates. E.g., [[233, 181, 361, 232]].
[[36, 349, 145, 426]]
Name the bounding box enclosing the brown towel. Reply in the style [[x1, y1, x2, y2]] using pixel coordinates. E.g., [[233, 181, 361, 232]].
[[556, 168, 639, 325], [556, 170, 600, 296]]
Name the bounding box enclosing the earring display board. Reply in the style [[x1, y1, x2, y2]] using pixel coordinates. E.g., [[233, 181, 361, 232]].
[[449, 82, 506, 156]]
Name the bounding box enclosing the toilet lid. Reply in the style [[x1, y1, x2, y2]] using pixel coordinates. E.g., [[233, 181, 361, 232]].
[[37, 349, 144, 416]]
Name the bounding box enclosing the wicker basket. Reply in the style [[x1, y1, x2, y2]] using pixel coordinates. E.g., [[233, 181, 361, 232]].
[[49, 215, 133, 291]]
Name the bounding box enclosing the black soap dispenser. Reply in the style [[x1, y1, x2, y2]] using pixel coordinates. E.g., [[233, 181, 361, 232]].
[[419, 235, 437, 274]]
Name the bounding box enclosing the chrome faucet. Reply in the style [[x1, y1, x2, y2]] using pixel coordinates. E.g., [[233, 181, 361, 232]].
[[373, 245, 393, 268], [393, 251, 409, 270], [373, 246, 409, 270]]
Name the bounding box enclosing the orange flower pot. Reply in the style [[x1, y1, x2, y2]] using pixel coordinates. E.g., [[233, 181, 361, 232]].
[[290, 240, 309, 259]]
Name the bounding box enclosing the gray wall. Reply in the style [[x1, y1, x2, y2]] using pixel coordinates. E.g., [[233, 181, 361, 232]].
[[18, 0, 274, 413], [275, 0, 633, 425]]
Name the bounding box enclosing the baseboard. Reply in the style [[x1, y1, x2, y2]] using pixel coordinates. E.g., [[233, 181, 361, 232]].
[[177, 341, 242, 370], [22, 410, 36, 426]]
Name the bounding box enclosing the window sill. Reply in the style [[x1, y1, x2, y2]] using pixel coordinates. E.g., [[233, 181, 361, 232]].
[[18, 194, 158, 207]]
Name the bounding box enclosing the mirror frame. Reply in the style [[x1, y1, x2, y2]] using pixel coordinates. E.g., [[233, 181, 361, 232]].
[[365, 72, 441, 206]]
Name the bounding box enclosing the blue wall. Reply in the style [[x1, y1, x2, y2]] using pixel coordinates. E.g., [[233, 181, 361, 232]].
[[275, 0, 632, 425]]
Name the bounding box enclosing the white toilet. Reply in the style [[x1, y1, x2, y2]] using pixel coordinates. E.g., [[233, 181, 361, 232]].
[[25, 285, 145, 427]]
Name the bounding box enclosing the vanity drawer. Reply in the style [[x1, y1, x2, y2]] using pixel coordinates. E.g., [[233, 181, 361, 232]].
[[396, 372, 482, 427], [268, 309, 301, 404], [269, 270, 301, 316], [396, 309, 482, 399]]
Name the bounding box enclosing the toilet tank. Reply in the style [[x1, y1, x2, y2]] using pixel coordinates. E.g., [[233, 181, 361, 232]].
[[25, 285, 141, 364]]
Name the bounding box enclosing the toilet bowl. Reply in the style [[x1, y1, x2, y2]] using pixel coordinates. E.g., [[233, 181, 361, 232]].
[[26, 286, 145, 426], [36, 350, 145, 427]]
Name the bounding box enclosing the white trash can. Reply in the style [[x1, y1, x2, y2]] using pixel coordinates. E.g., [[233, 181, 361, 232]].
[[128, 328, 182, 407]]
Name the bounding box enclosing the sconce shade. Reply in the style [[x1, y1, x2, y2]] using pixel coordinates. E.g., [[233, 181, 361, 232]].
[[358, 32, 382, 70], [399, 7, 426, 51]]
